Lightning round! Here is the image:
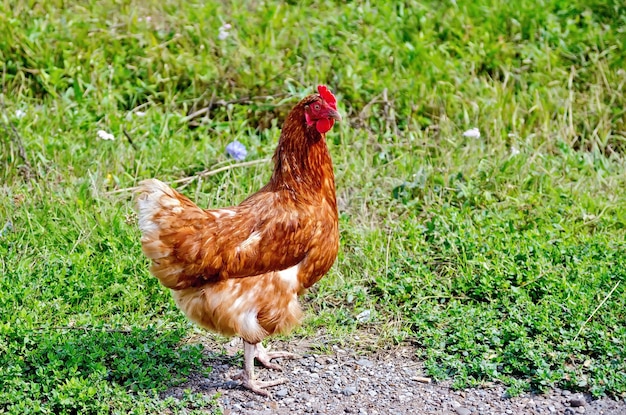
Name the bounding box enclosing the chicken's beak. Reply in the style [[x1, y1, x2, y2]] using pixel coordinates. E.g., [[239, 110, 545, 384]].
[[327, 109, 342, 122]]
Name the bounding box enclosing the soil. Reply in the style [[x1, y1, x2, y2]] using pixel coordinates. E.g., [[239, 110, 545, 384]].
[[165, 335, 626, 415]]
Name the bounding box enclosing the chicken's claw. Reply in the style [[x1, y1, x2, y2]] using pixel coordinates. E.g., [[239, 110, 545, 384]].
[[255, 342, 301, 371], [234, 370, 288, 397]]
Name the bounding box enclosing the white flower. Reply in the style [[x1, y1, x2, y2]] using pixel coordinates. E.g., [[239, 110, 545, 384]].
[[510, 146, 520, 156], [15, 109, 26, 119], [125, 110, 146, 121], [462, 127, 481, 139], [218, 23, 232, 40], [97, 130, 115, 141]]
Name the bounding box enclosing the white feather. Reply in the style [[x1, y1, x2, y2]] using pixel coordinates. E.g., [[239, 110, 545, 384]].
[[136, 179, 182, 235], [278, 264, 300, 291], [237, 230, 262, 253]]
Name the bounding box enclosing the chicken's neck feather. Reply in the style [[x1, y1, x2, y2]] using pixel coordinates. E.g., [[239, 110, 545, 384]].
[[267, 105, 336, 202]]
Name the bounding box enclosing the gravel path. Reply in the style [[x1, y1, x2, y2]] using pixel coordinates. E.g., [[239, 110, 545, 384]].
[[166, 336, 626, 415]]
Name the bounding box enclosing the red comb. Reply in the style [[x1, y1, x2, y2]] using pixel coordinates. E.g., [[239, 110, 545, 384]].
[[317, 85, 337, 110]]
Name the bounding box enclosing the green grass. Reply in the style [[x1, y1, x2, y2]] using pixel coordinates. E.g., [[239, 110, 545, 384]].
[[1, 0, 626, 412]]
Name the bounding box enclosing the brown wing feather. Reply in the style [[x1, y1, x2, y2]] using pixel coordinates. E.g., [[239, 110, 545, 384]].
[[135, 179, 318, 290]]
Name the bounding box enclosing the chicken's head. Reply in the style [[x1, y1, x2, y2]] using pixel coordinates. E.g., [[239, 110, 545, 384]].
[[305, 85, 342, 134]]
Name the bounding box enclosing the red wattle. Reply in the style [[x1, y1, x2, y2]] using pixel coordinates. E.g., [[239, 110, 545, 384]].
[[316, 118, 334, 134]]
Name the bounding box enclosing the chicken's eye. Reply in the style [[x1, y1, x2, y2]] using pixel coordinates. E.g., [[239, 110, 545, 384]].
[[314, 104, 321, 110]]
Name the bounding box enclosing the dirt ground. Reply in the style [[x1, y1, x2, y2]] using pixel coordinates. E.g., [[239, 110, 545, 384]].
[[165, 336, 626, 415]]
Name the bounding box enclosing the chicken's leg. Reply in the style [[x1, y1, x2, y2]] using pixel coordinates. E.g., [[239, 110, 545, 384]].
[[236, 340, 288, 396]]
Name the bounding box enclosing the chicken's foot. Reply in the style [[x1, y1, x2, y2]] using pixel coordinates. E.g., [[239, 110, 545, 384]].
[[254, 341, 300, 371], [236, 341, 289, 396], [234, 369, 286, 397]]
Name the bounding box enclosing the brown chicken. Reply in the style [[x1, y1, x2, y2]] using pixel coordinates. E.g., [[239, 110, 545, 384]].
[[135, 85, 341, 395]]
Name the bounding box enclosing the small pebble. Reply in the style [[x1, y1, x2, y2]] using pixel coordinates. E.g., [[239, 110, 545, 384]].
[[356, 359, 373, 367], [342, 386, 358, 396], [455, 407, 471, 415], [275, 388, 289, 398], [570, 398, 586, 407]]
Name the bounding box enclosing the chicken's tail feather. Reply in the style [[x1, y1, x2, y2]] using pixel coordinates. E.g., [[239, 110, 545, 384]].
[[136, 179, 185, 237], [135, 179, 205, 289]]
